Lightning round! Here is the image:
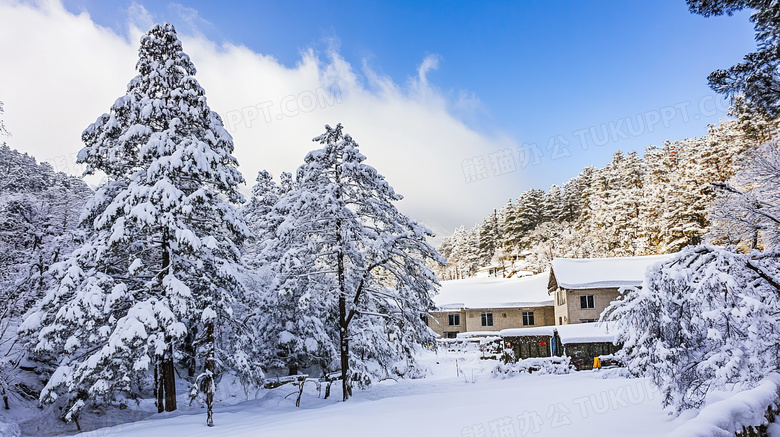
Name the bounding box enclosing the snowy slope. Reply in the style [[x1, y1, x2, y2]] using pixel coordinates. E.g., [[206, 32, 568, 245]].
[[550, 255, 674, 289], [435, 272, 552, 309]]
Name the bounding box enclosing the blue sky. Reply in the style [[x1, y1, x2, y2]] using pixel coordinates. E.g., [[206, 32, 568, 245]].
[[62, 0, 755, 183], [0, 0, 758, 237]]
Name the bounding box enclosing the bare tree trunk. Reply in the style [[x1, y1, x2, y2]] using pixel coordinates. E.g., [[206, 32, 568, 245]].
[[204, 321, 215, 427], [163, 340, 177, 412], [335, 212, 351, 401], [159, 233, 177, 412], [339, 304, 349, 401], [155, 360, 164, 413], [184, 324, 198, 379]]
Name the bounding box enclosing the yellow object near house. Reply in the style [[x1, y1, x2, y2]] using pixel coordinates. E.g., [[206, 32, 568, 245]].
[[593, 356, 601, 369]]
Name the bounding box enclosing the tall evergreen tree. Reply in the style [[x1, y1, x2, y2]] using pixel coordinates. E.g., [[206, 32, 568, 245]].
[[20, 24, 259, 425], [477, 210, 501, 267], [542, 184, 564, 223], [263, 124, 443, 400]]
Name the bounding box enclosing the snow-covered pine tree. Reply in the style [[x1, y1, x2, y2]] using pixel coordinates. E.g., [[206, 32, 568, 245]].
[[437, 225, 479, 279], [19, 24, 259, 425], [245, 171, 279, 234], [542, 184, 563, 224], [243, 170, 281, 264], [251, 205, 340, 378], [605, 245, 780, 412], [263, 124, 443, 401], [586, 151, 645, 256], [508, 188, 545, 251], [560, 177, 582, 223], [687, 1, 780, 117], [477, 210, 501, 269]]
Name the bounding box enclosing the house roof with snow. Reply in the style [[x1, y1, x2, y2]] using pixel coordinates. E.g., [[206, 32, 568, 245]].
[[456, 331, 503, 338], [548, 254, 674, 291], [555, 322, 617, 344], [500, 322, 617, 344], [434, 272, 553, 310], [499, 326, 556, 338]]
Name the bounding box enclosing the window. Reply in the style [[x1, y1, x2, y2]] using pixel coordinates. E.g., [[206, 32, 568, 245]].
[[448, 314, 460, 326], [444, 332, 458, 339], [557, 290, 566, 305], [559, 317, 563, 325], [522, 311, 535, 326], [580, 295, 595, 309], [481, 312, 493, 327]]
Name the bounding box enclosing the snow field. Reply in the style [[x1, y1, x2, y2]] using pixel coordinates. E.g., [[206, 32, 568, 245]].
[[65, 349, 684, 437]]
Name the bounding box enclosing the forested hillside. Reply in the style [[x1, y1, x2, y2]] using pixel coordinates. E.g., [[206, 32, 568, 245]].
[[435, 99, 778, 279], [0, 139, 92, 412]]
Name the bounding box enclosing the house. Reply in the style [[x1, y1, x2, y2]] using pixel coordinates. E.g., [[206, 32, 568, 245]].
[[547, 254, 673, 325], [555, 322, 620, 370], [500, 322, 619, 369], [428, 272, 554, 338]]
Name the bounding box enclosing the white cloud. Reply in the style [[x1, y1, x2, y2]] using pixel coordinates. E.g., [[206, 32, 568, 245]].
[[0, 0, 524, 240]]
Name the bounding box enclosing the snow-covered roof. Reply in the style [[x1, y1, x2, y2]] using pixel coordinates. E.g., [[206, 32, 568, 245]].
[[500, 326, 556, 338], [456, 331, 502, 338], [556, 322, 616, 344], [549, 254, 674, 290], [434, 272, 553, 310], [499, 322, 617, 343]]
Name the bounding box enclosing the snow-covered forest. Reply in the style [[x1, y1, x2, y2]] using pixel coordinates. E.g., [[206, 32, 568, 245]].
[[0, 24, 442, 434], [435, 100, 778, 279], [3, 1, 780, 436]]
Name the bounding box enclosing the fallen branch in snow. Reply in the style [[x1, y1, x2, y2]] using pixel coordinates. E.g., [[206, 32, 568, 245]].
[[263, 374, 308, 390], [269, 373, 347, 406]]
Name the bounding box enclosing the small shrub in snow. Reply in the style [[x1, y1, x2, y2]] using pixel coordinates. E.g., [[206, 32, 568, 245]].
[[493, 356, 574, 378]]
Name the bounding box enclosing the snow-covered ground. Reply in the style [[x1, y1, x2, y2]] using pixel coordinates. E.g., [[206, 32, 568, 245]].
[[58, 349, 692, 437]]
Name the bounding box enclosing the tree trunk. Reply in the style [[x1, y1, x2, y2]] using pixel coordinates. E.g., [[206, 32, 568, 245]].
[[159, 232, 177, 412], [204, 321, 215, 427], [163, 340, 177, 412], [339, 304, 349, 402], [185, 324, 198, 379], [155, 360, 164, 413], [335, 215, 350, 401]]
